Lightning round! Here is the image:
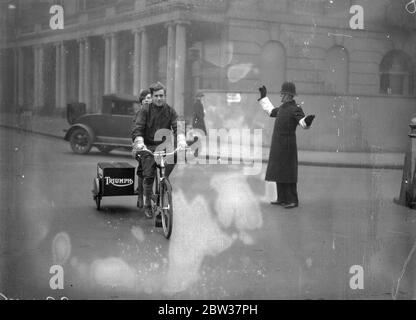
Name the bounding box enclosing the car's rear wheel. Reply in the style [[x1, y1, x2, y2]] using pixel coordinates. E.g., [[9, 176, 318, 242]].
[[69, 128, 93, 154], [96, 145, 114, 154]]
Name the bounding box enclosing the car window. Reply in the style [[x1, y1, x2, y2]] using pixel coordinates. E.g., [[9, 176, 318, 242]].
[[111, 101, 135, 116]]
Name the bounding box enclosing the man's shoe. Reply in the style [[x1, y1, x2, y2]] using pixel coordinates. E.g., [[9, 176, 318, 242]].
[[283, 203, 298, 209], [271, 200, 286, 205], [144, 205, 153, 219]]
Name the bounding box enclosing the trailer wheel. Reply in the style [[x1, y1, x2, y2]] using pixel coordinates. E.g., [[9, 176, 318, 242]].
[[95, 196, 101, 210]]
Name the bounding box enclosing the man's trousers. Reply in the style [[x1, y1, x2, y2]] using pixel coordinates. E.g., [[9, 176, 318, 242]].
[[136, 149, 175, 201], [276, 182, 298, 205]]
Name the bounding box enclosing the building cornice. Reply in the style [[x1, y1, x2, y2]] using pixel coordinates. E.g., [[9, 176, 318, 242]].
[[4, 6, 227, 48]]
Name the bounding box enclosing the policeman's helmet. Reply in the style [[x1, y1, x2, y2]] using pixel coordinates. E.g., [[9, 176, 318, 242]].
[[280, 82, 297, 96]]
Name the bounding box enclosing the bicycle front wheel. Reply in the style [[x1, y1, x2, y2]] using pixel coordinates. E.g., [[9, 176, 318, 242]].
[[160, 179, 173, 239]]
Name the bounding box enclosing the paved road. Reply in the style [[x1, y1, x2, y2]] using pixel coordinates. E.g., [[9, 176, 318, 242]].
[[0, 127, 415, 300]]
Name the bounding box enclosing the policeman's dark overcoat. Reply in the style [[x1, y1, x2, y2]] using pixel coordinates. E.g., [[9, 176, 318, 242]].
[[265, 100, 305, 183], [192, 100, 207, 135]]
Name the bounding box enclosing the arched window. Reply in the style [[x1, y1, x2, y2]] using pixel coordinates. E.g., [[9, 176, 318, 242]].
[[259, 41, 286, 92], [380, 50, 413, 95], [324, 46, 348, 94]]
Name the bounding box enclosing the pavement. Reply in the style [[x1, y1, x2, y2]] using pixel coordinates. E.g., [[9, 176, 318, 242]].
[[0, 111, 405, 169]]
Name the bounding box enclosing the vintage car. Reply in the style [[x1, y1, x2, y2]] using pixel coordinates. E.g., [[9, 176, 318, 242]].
[[64, 94, 140, 154]]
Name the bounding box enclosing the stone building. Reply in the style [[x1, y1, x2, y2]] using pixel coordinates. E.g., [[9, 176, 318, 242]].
[[0, 0, 415, 152]]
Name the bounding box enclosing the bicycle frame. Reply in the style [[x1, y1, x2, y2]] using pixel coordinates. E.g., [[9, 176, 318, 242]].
[[135, 146, 189, 238], [137, 147, 178, 199], [139, 147, 186, 204], [153, 152, 167, 207]]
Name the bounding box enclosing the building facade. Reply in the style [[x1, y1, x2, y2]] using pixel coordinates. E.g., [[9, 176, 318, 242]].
[[1, 0, 415, 152]]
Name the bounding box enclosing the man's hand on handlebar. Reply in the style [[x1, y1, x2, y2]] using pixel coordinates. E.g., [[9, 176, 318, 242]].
[[132, 136, 146, 158], [132, 135, 190, 160]]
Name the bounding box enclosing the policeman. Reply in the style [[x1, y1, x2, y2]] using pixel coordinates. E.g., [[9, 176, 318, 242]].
[[258, 82, 315, 209]]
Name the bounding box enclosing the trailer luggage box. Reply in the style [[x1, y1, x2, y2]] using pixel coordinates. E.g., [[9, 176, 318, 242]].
[[97, 162, 135, 196]]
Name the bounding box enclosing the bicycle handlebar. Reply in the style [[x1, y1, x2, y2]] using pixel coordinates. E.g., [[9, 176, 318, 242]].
[[136, 146, 191, 158]]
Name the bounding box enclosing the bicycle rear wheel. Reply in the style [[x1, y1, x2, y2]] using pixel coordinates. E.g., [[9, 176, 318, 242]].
[[160, 179, 173, 239]]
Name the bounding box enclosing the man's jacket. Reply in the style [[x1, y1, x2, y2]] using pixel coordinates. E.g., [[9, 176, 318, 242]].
[[131, 102, 180, 146]]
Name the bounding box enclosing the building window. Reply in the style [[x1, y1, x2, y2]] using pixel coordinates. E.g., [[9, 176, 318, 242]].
[[85, 0, 112, 10], [259, 41, 286, 92], [324, 46, 348, 94], [77, 0, 86, 11], [380, 50, 413, 95]]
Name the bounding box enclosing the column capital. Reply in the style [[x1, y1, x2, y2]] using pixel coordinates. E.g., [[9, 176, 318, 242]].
[[131, 27, 143, 35], [164, 21, 176, 29], [78, 36, 90, 43], [137, 27, 147, 34], [103, 32, 114, 40], [173, 19, 191, 26], [54, 41, 65, 47]]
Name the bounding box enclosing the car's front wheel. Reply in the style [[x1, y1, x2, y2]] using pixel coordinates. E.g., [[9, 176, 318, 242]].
[[69, 128, 93, 154]]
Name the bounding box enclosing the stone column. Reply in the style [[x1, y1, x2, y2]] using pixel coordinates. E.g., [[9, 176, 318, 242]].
[[395, 118, 416, 208], [0, 50, 3, 109], [104, 34, 111, 94], [132, 28, 141, 96], [140, 27, 149, 90], [78, 38, 85, 102], [38, 45, 44, 109], [219, 28, 228, 90], [174, 21, 188, 116], [409, 119, 416, 208], [84, 37, 91, 109], [17, 47, 24, 107], [60, 41, 67, 110], [166, 22, 176, 106], [110, 32, 118, 93], [55, 43, 61, 110], [33, 44, 45, 110], [33, 46, 39, 108]]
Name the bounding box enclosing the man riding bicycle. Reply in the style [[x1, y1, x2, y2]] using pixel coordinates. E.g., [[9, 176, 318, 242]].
[[131, 82, 187, 218]]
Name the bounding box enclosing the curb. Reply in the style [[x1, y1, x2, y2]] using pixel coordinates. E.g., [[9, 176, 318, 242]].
[[0, 124, 64, 140], [297, 160, 402, 170], [0, 124, 404, 170]]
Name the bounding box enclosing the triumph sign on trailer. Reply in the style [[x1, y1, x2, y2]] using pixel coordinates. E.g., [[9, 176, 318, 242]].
[[97, 162, 135, 196]]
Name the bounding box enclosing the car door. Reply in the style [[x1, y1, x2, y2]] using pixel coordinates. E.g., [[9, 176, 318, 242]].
[[107, 100, 135, 145], [93, 97, 115, 138]]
